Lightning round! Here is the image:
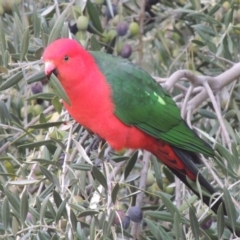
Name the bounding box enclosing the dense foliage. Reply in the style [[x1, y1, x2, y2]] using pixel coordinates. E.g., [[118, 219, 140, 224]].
[[1, 0, 240, 239]]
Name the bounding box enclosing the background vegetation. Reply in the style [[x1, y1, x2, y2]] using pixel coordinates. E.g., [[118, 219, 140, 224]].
[[1, 0, 240, 239]]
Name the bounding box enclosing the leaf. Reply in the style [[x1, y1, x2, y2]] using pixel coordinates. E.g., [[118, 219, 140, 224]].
[[78, 210, 99, 218], [73, 139, 93, 165], [18, 140, 55, 149], [173, 212, 181, 240], [89, 216, 96, 240], [86, 0, 103, 33], [52, 96, 63, 113], [40, 166, 60, 189], [20, 190, 28, 226], [70, 209, 77, 232], [0, 19, 6, 54], [223, 187, 236, 233], [145, 211, 188, 224], [145, 218, 173, 240], [48, 10, 66, 44], [159, 192, 181, 219], [2, 197, 10, 229], [124, 151, 138, 180], [3, 187, 20, 215], [55, 197, 69, 223], [217, 203, 225, 239], [49, 74, 71, 106], [0, 71, 23, 91], [111, 183, 119, 204], [27, 92, 55, 101], [152, 156, 163, 190], [40, 194, 51, 224], [28, 121, 64, 129], [20, 28, 29, 61], [9, 179, 40, 185], [27, 70, 46, 84], [198, 109, 217, 119], [71, 164, 92, 171], [92, 166, 108, 189], [90, 35, 101, 51], [189, 207, 199, 240], [41, 5, 55, 17]]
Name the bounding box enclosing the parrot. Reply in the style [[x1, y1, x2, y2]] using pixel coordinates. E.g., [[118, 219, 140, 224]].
[[43, 38, 223, 214]]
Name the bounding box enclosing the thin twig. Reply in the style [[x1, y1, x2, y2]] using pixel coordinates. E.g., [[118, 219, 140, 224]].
[[138, 0, 145, 66], [203, 81, 231, 149], [130, 151, 150, 239]]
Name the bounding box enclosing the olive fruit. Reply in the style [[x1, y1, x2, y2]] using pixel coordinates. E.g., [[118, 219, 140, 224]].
[[128, 206, 143, 223], [76, 16, 89, 31], [116, 22, 128, 36], [120, 44, 132, 58]]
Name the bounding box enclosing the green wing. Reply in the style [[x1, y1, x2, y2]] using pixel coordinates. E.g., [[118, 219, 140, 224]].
[[91, 51, 214, 157]]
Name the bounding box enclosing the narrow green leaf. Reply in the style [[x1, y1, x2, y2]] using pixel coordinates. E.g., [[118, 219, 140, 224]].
[[53, 191, 63, 207], [145, 219, 169, 240], [111, 183, 119, 204], [198, 109, 217, 119], [0, 20, 6, 53], [2, 197, 10, 229], [89, 216, 96, 240], [28, 121, 63, 129], [52, 96, 63, 113], [48, 11, 66, 44], [20, 28, 29, 61], [0, 71, 23, 91], [106, 210, 115, 235], [12, 216, 19, 236], [223, 187, 236, 232], [92, 166, 107, 189], [38, 231, 50, 240], [145, 210, 188, 224], [27, 70, 46, 84], [40, 194, 51, 224], [159, 193, 181, 219], [189, 207, 199, 240], [9, 179, 40, 185], [217, 203, 225, 239], [173, 212, 181, 240], [55, 197, 69, 223], [3, 187, 20, 215], [78, 210, 99, 218], [98, 142, 108, 160], [33, 8, 41, 38], [86, 0, 103, 33], [51, 234, 59, 240], [40, 166, 54, 183], [3, 50, 9, 68], [18, 140, 55, 149], [14, 12, 24, 36], [70, 209, 77, 232], [152, 156, 163, 190], [49, 74, 71, 106], [124, 150, 138, 180], [0, 100, 10, 122], [20, 190, 28, 226], [90, 35, 101, 51], [71, 164, 92, 171]]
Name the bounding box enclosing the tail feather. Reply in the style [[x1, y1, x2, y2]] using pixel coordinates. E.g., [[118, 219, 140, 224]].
[[150, 142, 226, 214]]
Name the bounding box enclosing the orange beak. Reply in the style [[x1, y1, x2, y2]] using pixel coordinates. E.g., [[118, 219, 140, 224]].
[[44, 61, 56, 76]]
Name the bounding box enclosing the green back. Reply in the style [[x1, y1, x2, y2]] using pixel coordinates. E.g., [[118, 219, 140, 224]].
[[91, 51, 214, 157]]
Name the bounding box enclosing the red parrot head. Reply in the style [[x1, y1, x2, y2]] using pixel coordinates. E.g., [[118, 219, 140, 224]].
[[43, 38, 88, 85]]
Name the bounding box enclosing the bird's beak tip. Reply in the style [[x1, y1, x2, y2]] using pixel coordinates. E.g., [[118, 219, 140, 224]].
[[44, 61, 56, 76]]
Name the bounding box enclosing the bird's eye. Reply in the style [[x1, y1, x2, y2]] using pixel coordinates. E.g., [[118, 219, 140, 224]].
[[64, 55, 69, 61]]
